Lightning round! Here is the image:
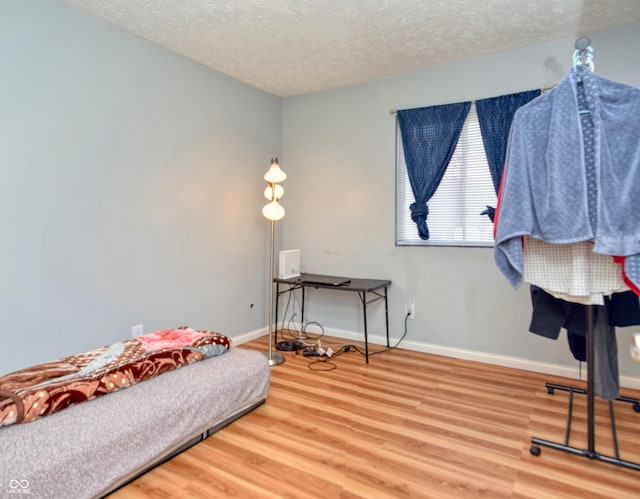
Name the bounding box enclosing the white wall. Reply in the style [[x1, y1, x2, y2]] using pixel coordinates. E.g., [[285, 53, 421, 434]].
[[282, 23, 640, 382], [0, 0, 282, 374]]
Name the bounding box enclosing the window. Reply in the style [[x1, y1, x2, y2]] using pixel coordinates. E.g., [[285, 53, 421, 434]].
[[395, 103, 497, 247]]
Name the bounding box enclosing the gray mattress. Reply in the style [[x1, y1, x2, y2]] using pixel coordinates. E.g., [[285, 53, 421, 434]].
[[0, 347, 269, 499]]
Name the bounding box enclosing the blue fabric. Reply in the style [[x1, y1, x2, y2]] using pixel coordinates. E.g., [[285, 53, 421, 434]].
[[397, 102, 471, 239], [495, 68, 640, 291], [605, 291, 640, 326], [476, 89, 541, 193]]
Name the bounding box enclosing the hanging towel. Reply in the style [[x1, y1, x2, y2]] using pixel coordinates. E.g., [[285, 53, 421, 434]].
[[494, 68, 640, 293]]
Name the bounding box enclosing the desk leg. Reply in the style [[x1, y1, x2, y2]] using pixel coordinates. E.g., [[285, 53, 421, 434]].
[[361, 292, 369, 363], [384, 286, 390, 348]]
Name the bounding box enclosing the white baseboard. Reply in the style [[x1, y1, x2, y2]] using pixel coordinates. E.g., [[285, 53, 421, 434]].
[[231, 327, 269, 346], [230, 326, 640, 390]]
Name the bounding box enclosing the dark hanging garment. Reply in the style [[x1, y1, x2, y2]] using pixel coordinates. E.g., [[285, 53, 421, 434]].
[[529, 286, 623, 400]]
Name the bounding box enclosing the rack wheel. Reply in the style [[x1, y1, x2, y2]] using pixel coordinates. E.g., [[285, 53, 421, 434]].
[[546, 386, 555, 395], [530, 445, 541, 456], [633, 403, 640, 413]]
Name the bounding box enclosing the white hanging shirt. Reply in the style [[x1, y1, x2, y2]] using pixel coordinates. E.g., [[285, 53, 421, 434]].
[[522, 236, 628, 305]]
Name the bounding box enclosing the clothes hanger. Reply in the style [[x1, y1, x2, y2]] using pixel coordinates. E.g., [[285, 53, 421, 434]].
[[573, 37, 594, 114]]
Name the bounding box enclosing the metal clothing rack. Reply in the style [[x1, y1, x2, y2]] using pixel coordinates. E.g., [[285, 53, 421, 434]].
[[528, 38, 640, 472]]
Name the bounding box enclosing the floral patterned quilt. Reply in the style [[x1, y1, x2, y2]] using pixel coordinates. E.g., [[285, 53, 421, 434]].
[[0, 327, 230, 427]]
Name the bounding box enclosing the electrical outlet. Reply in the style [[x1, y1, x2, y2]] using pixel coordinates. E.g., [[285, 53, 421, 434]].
[[132, 324, 144, 338], [406, 302, 415, 319]]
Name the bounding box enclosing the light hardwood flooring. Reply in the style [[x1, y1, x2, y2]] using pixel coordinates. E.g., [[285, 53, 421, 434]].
[[110, 334, 640, 498]]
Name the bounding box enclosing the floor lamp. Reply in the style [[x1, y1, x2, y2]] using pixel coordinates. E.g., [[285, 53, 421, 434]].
[[262, 158, 286, 366]]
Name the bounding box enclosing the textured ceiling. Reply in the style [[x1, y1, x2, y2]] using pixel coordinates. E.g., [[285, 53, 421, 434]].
[[58, 0, 640, 97]]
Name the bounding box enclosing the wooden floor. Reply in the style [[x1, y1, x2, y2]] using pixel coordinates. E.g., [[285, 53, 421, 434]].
[[110, 334, 640, 498]]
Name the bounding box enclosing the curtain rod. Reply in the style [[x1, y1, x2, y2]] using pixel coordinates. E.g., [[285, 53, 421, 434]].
[[388, 85, 556, 115]]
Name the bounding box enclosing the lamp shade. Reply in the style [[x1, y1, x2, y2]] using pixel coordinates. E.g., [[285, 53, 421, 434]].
[[262, 200, 285, 221], [264, 184, 284, 201], [264, 158, 287, 183]]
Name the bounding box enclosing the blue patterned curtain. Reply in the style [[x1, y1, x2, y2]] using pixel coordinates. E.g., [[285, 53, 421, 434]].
[[476, 89, 541, 221], [397, 102, 471, 240]]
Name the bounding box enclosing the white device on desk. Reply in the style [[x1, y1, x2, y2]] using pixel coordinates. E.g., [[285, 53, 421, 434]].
[[279, 249, 301, 279]]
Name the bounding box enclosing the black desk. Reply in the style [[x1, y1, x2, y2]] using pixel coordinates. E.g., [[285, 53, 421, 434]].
[[273, 273, 391, 363]]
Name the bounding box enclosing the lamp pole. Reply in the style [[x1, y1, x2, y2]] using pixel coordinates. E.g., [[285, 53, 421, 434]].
[[266, 217, 285, 366]]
